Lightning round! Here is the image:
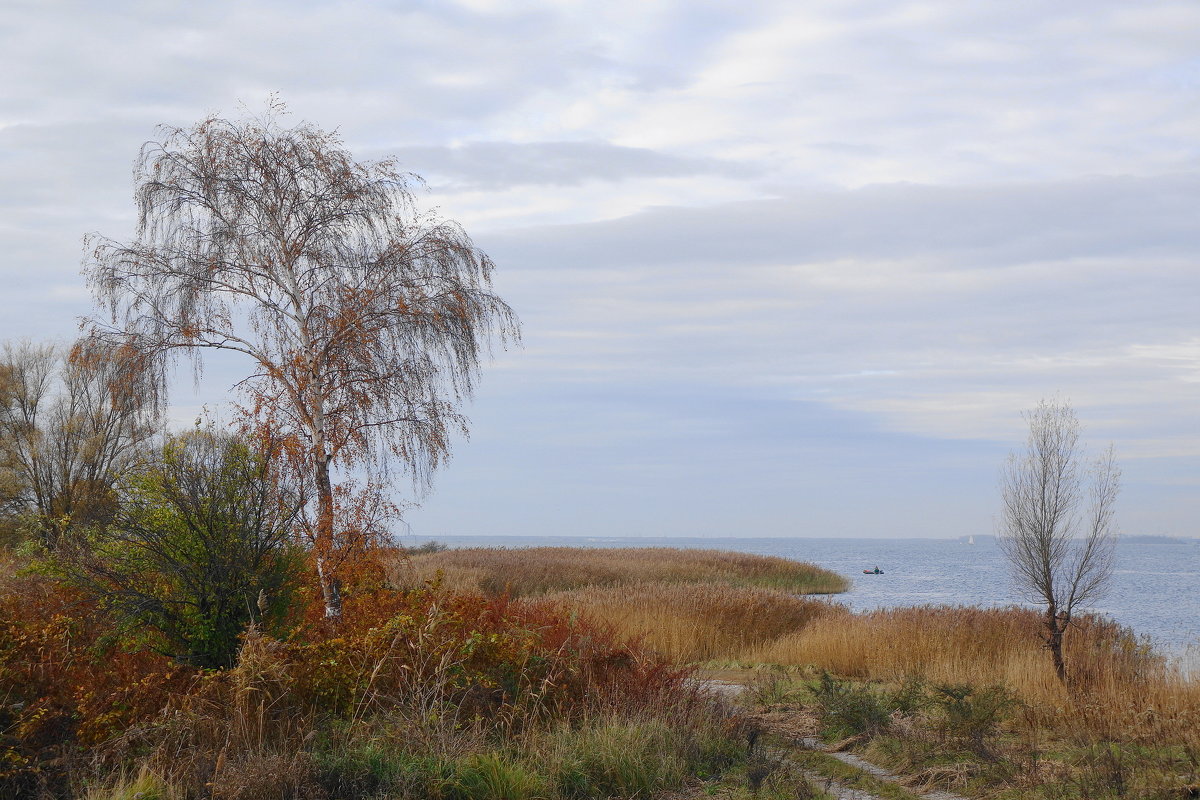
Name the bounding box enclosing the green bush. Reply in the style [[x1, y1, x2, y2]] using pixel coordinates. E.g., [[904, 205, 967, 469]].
[[747, 665, 803, 706], [409, 539, 450, 554], [57, 427, 303, 668], [811, 672, 892, 740], [929, 683, 1017, 756], [887, 676, 928, 716]]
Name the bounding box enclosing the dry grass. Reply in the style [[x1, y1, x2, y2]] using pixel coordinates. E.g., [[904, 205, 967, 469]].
[[388, 546, 1200, 749], [534, 582, 847, 662], [754, 605, 1058, 692], [748, 603, 1200, 744], [751, 605, 1156, 698], [390, 546, 848, 598]]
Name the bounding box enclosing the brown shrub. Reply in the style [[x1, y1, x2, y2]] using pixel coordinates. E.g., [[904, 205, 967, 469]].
[[0, 558, 192, 796]]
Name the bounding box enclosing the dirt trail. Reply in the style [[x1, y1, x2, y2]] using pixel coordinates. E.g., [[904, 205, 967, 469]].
[[701, 679, 969, 800], [773, 751, 885, 800], [791, 739, 969, 800]]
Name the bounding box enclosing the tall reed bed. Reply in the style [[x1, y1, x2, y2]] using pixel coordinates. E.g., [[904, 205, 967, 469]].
[[393, 546, 848, 597], [750, 604, 1200, 746], [530, 579, 1200, 747], [751, 605, 1158, 704], [535, 582, 847, 662]]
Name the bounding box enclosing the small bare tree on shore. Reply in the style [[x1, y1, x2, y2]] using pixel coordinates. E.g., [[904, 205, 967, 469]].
[[999, 398, 1120, 687]]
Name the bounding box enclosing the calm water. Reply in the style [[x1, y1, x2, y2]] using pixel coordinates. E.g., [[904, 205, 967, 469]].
[[419, 534, 1200, 663]]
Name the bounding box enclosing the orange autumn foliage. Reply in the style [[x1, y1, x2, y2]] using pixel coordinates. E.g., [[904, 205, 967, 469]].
[[0, 551, 690, 796], [0, 562, 190, 789]]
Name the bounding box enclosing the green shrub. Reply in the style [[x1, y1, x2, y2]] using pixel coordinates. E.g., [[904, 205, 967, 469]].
[[887, 676, 928, 716], [409, 540, 449, 554], [748, 665, 803, 706], [57, 428, 303, 669], [811, 672, 892, 740], [929, 683, 1017, 756]]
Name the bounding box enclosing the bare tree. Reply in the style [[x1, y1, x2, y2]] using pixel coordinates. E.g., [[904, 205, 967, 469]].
[[85, 102, 518, 617], [999, 399, 1120, 686], [0, 340, 159, 545]]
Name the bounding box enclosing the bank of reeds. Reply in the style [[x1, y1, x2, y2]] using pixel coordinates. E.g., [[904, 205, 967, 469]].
[[774, 612, 1200, 797], [750, 605, 1157, 704], [536, 582, 847, 662], [527, 574, 1200, 748], [747, 604, 1200, 749], [392, 546, 848, 597]]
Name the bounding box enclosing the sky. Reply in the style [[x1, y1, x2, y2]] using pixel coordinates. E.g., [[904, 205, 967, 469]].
[[1, 0, 1198, 539]]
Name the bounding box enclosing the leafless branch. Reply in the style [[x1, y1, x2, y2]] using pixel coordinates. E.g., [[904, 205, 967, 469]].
[[998, 399, 1119, 686]]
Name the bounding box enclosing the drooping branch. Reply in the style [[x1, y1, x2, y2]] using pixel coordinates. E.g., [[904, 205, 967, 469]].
[[84, 104, 520, 618]]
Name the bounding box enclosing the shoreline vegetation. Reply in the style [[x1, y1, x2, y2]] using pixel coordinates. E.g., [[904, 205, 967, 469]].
[[374, 546, 1200, 798], [393, 545, 851, 596], [3, 544, 1200, 799]]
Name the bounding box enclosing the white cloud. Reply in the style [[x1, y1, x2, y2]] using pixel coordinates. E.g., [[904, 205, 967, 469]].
[[1, 0, 1198, 537]]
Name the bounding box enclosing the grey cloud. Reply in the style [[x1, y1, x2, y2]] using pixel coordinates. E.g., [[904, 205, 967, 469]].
[[0, 1, 610, 141], [470, 172, 1199, 462], [4, 0, 1200, 538], [483, 174, 1200, 270], [391, 141, 757, 188]]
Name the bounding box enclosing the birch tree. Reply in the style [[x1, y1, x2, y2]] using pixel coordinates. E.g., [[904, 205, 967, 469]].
[[999, 399, 1120, 687], [85, 104, 518, 617]]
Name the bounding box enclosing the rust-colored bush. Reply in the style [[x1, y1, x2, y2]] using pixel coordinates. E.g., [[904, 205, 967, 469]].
[[0, 560, 193, 795], [110, 585, 695, 795]]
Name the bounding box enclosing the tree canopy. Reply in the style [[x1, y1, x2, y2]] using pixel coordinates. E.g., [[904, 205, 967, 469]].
[[86, 104, 519, 615]]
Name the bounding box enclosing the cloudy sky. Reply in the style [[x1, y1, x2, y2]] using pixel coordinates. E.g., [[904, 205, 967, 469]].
[[2, 0, 1198, 539]]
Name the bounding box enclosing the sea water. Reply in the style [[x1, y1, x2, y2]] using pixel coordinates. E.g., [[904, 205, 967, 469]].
[[415, 534, 1200, 667]]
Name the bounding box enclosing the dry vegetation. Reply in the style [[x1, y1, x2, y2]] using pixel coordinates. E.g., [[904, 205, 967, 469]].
[[492, 548, 1200, 797], [536, 582, 846, 662], [729, 604, 1200, 798], [392, 546, 849, 597], [393, 547, 1200, 751], [747, 605, 1200, 741], [751, 605, 1155, 706], [0, 548, 750, 800], [9, 539, 1200, 799]]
